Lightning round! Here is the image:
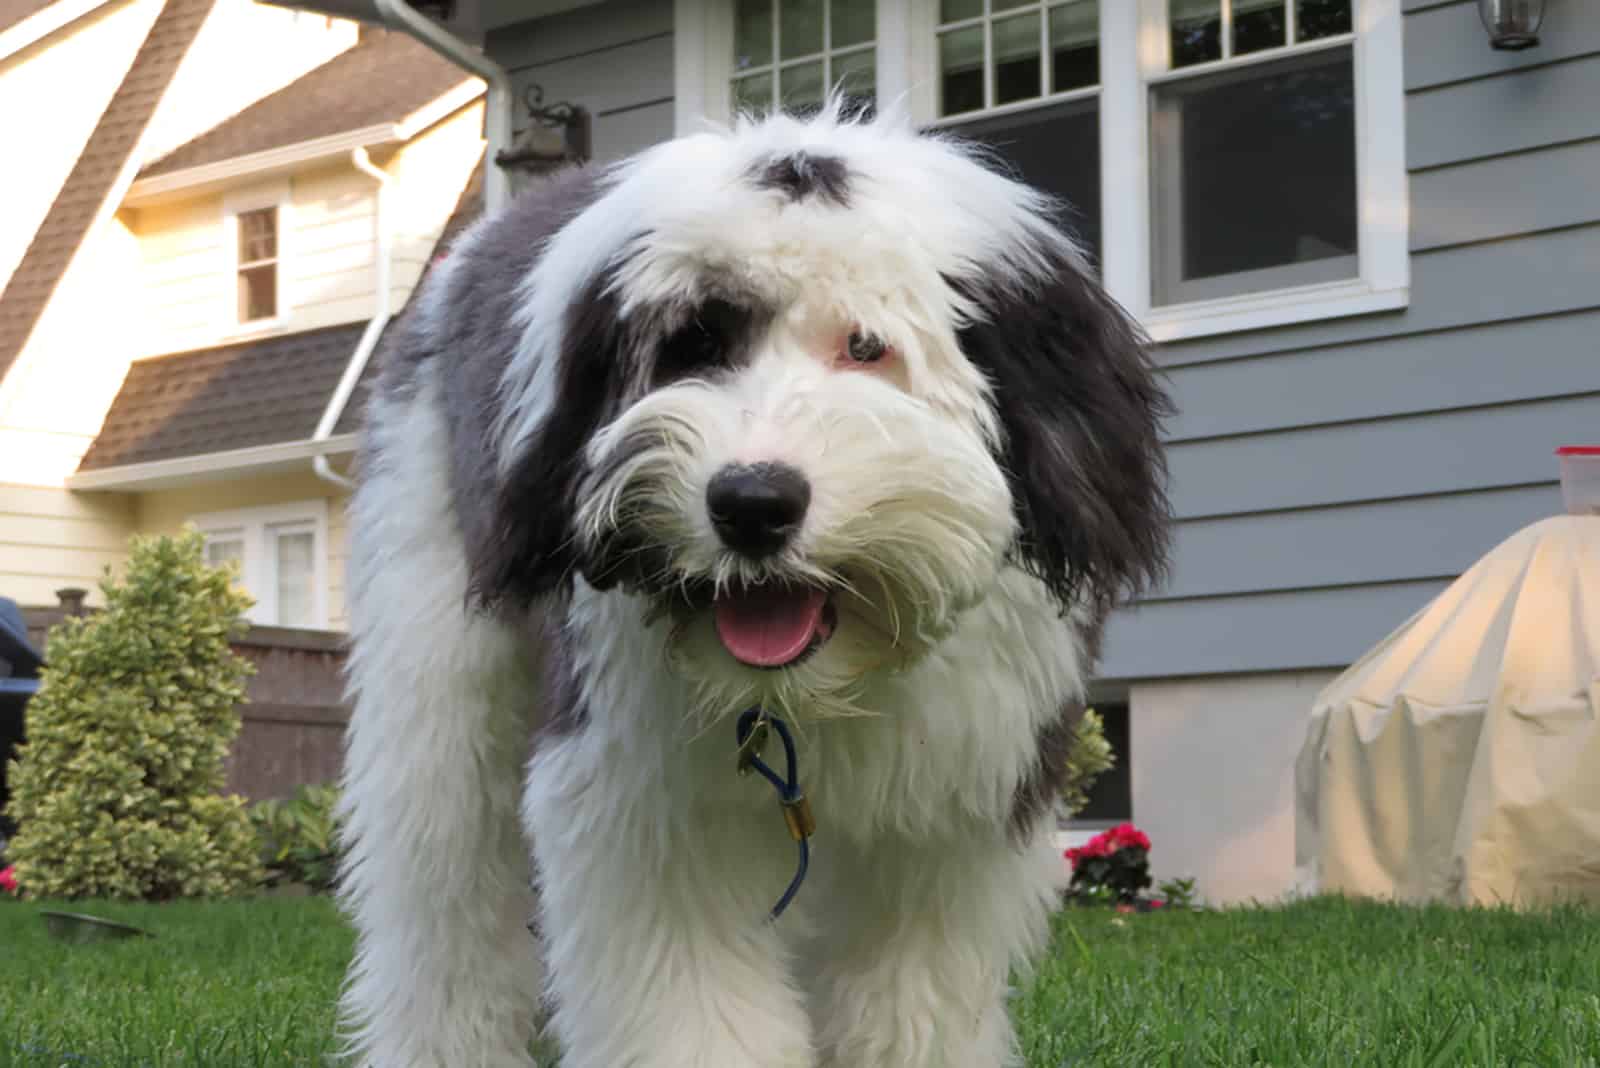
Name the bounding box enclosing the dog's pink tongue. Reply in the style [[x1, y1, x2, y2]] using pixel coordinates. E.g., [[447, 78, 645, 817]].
[[714, 587, 827, 667]]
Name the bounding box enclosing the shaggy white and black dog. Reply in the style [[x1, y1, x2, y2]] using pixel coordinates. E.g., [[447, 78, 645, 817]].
[[337, 106, 1170, 1068]]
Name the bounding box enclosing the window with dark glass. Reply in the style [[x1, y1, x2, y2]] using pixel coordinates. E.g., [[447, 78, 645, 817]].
[[945, 98, 1103, 266], [1151, 0, 1357, 305], [1070, 702, 1131, 825], [732, 0, 876, 116], [935, 1, 1101, 266], [937, 0, 1098, 118], [236, 206, 278, 323]]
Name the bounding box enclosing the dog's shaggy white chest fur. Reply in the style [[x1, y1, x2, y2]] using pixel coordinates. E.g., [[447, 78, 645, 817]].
[[337, 107, 1170, 1068]]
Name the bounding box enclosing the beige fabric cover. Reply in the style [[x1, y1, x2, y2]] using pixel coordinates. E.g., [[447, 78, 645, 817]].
[[1296, 516, 1600, 907]]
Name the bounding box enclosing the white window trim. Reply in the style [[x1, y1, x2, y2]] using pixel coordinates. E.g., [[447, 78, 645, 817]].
[[912, 0, 1103, 124], [221, 181, 292, 339], [674, 0, 1408, 342], [190, 500, 329, 629]]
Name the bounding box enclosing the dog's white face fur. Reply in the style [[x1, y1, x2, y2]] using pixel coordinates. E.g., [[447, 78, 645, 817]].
[[341, 106, 1171, 1068], [415, 106, 1168, 726]]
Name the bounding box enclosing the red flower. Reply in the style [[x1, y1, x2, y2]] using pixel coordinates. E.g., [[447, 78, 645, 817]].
[[1065, 835, 1116, 870], [1066, 824, 1155, 873], [0, 866, 17, 895], [1107, 823, 1152, 852]]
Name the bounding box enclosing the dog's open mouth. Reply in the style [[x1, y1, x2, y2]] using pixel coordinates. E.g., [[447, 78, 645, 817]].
[[712, 583, 837, 669]]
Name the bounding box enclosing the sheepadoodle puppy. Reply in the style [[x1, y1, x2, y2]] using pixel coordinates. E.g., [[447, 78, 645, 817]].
[[337, 105, 1171, 1068]]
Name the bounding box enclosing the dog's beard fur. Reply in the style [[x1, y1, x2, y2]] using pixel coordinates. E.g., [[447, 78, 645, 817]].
[[574, 349, 1016, 727]]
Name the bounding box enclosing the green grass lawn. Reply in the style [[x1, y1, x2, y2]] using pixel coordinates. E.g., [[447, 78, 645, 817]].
[[3, 895, 1599, 1066]]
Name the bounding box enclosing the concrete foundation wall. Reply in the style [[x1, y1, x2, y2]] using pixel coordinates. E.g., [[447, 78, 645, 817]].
[[1131, 670, 1339, 905]]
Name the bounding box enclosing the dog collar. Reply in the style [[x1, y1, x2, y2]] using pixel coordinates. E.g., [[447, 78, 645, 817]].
[[735, 706, 814, 920]]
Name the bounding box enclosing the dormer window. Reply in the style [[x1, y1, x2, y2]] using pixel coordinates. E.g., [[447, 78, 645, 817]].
[[236, 206, 278, 323]]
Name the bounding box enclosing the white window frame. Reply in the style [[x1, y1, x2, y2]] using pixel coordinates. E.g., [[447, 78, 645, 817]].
[[725, 0, 879, 114], [222, 181, 291, 337], [919, 0, 1102, 123], [674, 0, 1408, 342], [190, 500, 329, 629]]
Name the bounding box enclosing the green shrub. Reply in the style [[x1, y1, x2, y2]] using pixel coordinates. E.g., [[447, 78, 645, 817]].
[[1061, 706, 1115, 819], [5, 529, 264, 899], [250, 783, 340, 892]]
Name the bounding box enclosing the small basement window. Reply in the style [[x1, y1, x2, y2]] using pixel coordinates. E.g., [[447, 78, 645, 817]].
[[1068, 701, 1131, 827]]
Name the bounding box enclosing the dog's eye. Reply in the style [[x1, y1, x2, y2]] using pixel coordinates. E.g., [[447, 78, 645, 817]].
[[656, 299, 746, 384], [846, 331, 886, 364]]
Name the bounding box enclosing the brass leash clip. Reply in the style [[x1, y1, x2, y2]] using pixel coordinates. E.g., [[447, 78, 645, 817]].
[[780, 793, 815, 841]]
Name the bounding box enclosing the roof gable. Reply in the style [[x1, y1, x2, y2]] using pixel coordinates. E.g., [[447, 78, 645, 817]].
[[0, 0, 214, 384]]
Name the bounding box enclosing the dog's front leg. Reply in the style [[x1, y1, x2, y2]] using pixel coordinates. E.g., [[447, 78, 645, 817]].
[[525, 738, 816, 1068], [810, 826, 1064, 1068], [339, 611, 543, 1066], [338, 404, 544, 1066]]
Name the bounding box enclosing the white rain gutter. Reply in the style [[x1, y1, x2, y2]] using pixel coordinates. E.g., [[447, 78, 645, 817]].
[[311, 146, 392, 490], [373, 0, 511, 215]]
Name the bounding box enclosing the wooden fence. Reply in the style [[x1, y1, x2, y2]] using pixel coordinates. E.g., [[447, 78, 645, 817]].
[[21, 591, 349, 802]]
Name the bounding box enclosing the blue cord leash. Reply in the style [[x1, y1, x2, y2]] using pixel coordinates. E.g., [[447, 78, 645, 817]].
[[735, 706, 814, 921]]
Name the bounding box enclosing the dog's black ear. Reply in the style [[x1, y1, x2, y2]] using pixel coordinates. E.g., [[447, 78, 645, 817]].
[[952, 250, 1174, 617], [471, 272, 631, 608]]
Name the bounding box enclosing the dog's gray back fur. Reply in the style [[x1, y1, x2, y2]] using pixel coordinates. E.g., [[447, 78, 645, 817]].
[[364, 166, 608, 600]]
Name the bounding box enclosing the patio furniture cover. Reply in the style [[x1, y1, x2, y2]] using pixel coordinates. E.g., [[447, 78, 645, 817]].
[[1295, 516, 1600, 907]]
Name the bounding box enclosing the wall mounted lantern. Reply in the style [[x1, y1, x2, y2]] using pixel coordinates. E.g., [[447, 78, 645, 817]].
[[1478, 0, 1546, 51], [495, 83, 591, 179]]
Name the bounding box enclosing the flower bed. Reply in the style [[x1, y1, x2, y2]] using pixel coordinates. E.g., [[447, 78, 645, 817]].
[[1063, 822, 1195, 911]]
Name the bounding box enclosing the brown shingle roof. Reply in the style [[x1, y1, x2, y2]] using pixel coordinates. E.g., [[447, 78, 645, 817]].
[[0, 0, 214, 384], [0, 0, 58, 36], [139, 30, 473, 178], [78, 322, 367, 470]]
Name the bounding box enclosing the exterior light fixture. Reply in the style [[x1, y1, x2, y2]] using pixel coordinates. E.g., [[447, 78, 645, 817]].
[[1478, 0, 1545, 51], [495, 83, 591, 181]]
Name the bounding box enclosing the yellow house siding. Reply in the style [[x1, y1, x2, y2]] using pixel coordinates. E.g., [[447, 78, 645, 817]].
[[292, 162, 381, 328], [327, 487, 349, 630], [384, 99, 486, 303], [129, 193, 227, 348], [133, 160, 384, 357], [0, 0, 161, 294], [0, 212, 147, 486], [135, 470, 350, 629], [0, 484, 134, 608]]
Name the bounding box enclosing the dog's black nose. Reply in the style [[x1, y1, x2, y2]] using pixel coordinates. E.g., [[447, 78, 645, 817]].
[[706, 462, 810, 558]]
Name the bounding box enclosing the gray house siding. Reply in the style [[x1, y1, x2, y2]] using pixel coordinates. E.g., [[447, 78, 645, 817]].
[[486, 0, 674, 166], [1108, 0, 1600, 679], [482, 0, 1600, 682]]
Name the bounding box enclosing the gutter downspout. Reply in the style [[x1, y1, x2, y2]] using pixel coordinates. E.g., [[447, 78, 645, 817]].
[[312, 146, 391, 490], [312, 0, 511, 491], [373, 0, 511, 215]]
